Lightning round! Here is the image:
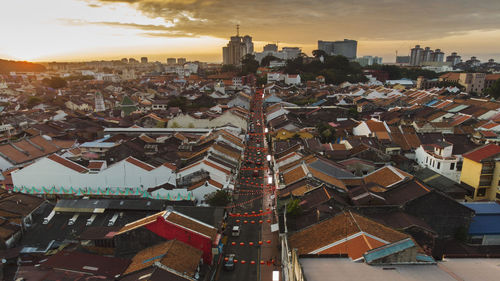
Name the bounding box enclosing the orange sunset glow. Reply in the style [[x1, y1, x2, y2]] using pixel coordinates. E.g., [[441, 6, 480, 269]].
[[1, 0, 500, 62]]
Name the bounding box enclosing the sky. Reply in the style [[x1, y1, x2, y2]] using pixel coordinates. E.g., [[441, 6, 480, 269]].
[[1, 0, 500, 63]]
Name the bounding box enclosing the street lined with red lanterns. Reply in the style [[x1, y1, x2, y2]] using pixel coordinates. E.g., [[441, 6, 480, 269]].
[[218, 90, 280, 281]]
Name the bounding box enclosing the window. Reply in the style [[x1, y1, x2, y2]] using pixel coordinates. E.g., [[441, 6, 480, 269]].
[[437, 162, 440, 169], [457, 161, 463, 171], [477, 188, 487, 197], [450, 163, 455, 170], [426, 157, 428, 164]]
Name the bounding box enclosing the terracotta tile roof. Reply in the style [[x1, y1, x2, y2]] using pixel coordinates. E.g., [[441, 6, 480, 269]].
[[165, 211, 218, 240], [276, 152, 298, 163], [87, 161, 105, 170], [289, 211, 409, 260], [363, 166, 412, 188], [480, 122, 500, 130], [212, 143, 241, 161], [208, 179, 223, 189], [480, 130, 497, 138], [283, 165, 307, 186], [162, 162, 177, 171], [118, 211, 166, 234], [187, 179, 222, 191], [440, 72, 460, 80], [463, 143, 500, 163], [47, 154, 88, 173], [0, 136, 61, 165], [365, 120, 387, 133], [449, 114, 472, 126], [139, 134, 156, 143], [124, 240, 202, 276], [51, 139, 77, 149], [125, 156, 155, 171], [203, 160, 231, 174], [317, 233, 386, 260], [375, 131, 391, 140], [280, 155, 314, 172], [309, 168, 347, 191]]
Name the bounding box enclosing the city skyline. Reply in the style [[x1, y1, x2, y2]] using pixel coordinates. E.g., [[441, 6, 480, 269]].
[[1, 0, 500, 62]]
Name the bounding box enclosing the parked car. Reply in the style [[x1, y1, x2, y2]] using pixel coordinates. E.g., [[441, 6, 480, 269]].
[[224, 254, 236, 271], [232, 225, 240, 237]]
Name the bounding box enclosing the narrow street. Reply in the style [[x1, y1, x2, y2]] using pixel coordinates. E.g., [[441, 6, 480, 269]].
[[218, 90, 280, 281]]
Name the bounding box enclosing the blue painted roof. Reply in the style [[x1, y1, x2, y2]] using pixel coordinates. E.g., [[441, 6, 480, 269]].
[[264, 95, 282, 103], [416, 253, 435, 263], [468, 215, 500, 235], [363, 238, 414, 263], [310, 99, 327, 106], [462, 202, 500, 215], [426, 99, 440, 106]]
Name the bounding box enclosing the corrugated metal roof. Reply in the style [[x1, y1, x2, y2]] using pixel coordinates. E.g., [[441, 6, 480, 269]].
[[447, 104, 469, 113], [364, 238, 414, 263], [462, 202, 500, 214]]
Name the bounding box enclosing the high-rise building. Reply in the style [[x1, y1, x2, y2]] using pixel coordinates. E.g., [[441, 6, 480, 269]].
[[422, 47, 433, 63], [355, 56, 383, 67], [222, 26, 253, 65], [242, 35, 254, 54], [432, 49, 444, 62], [129, 58, 138, 64], [140, 57, 148, 64], [410, 45, 445, 66], [410, 45, 424, 66], [167, 58, 177, 65], [317, 39, 357, 59], [446, 52, 461, 66], [254, 46, 301, 64], [177, 58, 187, 65], [396, 56, 410, 64], [263, 44, 278, 52]]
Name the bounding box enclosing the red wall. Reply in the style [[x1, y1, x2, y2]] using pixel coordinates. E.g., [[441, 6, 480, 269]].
[[145, 217, 213, 264]]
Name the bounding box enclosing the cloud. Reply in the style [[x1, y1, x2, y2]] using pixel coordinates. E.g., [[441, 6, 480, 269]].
[[92, 0, 500, 44]]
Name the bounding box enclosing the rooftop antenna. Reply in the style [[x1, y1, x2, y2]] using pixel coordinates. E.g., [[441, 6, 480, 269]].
[[236, 24, 240, 36]]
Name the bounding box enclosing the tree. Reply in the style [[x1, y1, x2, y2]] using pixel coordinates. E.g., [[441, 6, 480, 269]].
[[261, 55, 280, 67], [155, 121, 166, 128], [42, 77, 67, 89], [485, 78, 500, 98], [221, 64, 238, 73], [27, 96, 42, 108], [241, 54, 259, 75], [286, 198, 302, 217], [316, 122, 336, 143], [205, 190, 232, 206], [312, 49, 327, 59]]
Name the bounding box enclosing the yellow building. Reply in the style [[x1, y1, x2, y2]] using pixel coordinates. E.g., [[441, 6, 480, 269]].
[[460, 143, 500, 201], [273, 128, 314, 141]]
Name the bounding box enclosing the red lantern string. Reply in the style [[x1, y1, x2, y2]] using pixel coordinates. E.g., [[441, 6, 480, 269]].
[[229, 210, 272, 217]]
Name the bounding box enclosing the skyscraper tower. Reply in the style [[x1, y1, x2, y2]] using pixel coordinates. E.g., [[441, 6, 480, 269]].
[[222, 25, 253, 65], [410, 45, 424, 66]]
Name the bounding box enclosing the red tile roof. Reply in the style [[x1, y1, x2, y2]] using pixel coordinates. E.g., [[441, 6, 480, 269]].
[[87, 161, 105, 170], [47, 154, 88, 173], [125, 157, 155, 171], [463, 143, 500, 162], [162, 162, 177, 171]]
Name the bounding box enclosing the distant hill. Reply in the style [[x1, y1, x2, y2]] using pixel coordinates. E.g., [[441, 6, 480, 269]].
[[0, 59, 46, 74]]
